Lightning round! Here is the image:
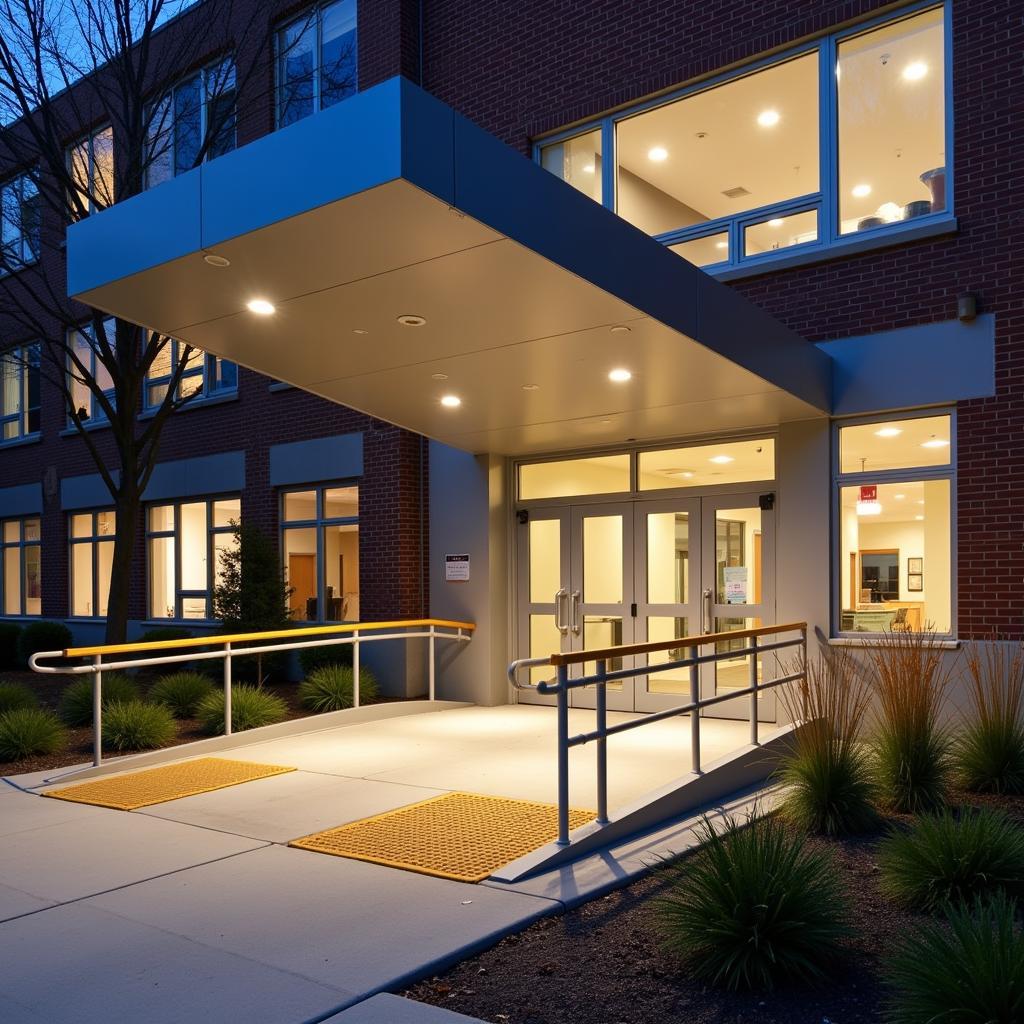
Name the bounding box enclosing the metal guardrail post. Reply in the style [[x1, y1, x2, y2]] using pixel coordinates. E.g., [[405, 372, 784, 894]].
[[688, 644, 701, 774], [428, 624, 436, 701], [353, 630, 360, 709], [92, 655, 102, 766], [223, 642, 232, 736], [749, 634, 759, 746], [595, 659, 609, 826], [556, 664, 570, 846]]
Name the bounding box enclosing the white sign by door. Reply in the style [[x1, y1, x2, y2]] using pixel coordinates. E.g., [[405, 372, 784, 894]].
[[723, 566, 748, 604], [444, 553, 470, 582]]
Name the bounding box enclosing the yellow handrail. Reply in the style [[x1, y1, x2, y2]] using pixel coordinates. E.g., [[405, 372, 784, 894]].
[[62, 618, 476, 659]]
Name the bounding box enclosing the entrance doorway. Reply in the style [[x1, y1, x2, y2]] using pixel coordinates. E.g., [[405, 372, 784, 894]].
[[516, 493, 776, 719]]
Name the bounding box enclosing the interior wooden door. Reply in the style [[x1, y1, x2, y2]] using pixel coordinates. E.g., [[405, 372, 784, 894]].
[[288, 553, 316, 620]]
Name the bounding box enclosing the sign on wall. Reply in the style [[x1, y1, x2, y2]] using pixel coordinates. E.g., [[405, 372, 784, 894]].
[[723, 566, 748, 604], [445, 554, 471, 582]]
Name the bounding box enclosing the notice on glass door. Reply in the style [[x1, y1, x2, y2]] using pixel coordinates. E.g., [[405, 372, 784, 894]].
[[724, 566, 748, 604], [445, 554, 471, 582]]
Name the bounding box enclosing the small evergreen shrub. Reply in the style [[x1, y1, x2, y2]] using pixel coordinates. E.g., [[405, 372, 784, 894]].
[[58, 672, 141, 726], [102, 701, 176, 752], [879, 808, 1024, 911], [196, 685, 287, 735], [149, 672, 215, 718], [0, 708, 67, 760], [657, 814, 850, 990], [0, 622, 22, 670], [298, 642, 354, 675], [0, 681, 38, 714], [886, 892, 1024, 1024], [17, 620, 73, 667], [137, 626, 193, 644], [298, 664, 379, 713]]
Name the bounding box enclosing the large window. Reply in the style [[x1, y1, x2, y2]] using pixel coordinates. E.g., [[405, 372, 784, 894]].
[[1, 517, 41, 617], [147, 497, 239, 620], [146, 59, 237, 190], [281, 485, 359, 622], [0, 344, 40, 443], [145, 339, 237, 408], [0, 171, 41, 271], [836, 413, 953, 635], [538, 5, 948, 270], [68, 126, 114, 216], [70, 511, 115, 618], [276, 0, 357, 128], [68, 319, 115, 425]]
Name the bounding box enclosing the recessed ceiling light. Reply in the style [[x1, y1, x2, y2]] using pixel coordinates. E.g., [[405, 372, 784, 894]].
[[894, 493, 906, 500], [852, 183, 872, 198], [647, 146, 668, 162], [768, 218, 784, 227], [715, 241, 728, 250], [921, 438, 950, 448], [610, 325, 631, 334], [440, 395, 461, 408], [709, 454, 734, 465], [915, 514, 925, 521], [352, 328, 369, 335], [397, 314, 427, 327], [608, 368, 632, 383], [203, 253, 230, 268], [902, 61, 928, 82], [247, 298, 275, 315], [757, 109, 780, 128], [874, 426, 902, 437], [672, 470, 695, 479], [917, 500, 926, 505], [431, 372, 449, 381], [582, 163, 595, 173], [521, 383, 540, 391]]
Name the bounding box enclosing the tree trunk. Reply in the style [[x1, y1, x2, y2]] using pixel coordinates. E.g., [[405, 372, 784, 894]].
[[105, 489, 141, 645]]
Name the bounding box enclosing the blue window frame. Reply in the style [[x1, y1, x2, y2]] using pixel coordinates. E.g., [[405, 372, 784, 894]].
[[0, 170, 41, 271], [68, 319, 116, 425], [0, 344, 40, 443], [144, 339, 238, 409], [536, 2, 951, 274], [275, 0, 357, 128]]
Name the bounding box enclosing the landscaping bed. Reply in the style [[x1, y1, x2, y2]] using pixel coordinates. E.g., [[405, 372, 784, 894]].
[[407, 790, 1024, 1024]]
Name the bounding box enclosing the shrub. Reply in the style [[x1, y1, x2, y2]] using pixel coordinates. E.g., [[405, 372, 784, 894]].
[[886, 892, 1024, 1024], [0, 708, 66, 760], [149, 672, 215, 718], [0, 681, 38, 714], [298, 664, 379, 713], [102, 701, 177, 752], [58, 672, 140, 726], [17, 620, 73, 668], [657, 814, 849, 990], [196, 685, 287, 735], [878, 808, 1024, 912], [865, 629, 953, 813], [777, 648, 878, 835], [0, 622, 22, 670], [956, 642, 1024, 795], [137, 626, 193, 645], [298, 642, 354, 675]]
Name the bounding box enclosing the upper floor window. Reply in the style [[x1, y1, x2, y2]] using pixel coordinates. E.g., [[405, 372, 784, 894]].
[[0, 171, 41, 272], [538, 5, 947, 271], [70, 510, 116, 618], [68, 319, 115, 425], [0, 344, 41, 442], [276, 0, 357, 128], [145, 339, 238, 408], [1, 516, 41, 617], [69, 126, 114, 216], [146, 58, 237, 190]]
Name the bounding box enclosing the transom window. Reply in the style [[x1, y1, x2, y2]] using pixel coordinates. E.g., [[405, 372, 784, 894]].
[[68, 126, 114, 216], [0, 170, 41, 272], [147, 497, 240, 620], [1, 517, 41, 617], [146, 58, 237, 189], [836, 412, 953, 635], [538, 5, 947, 271], [276, 0, 357, 128], [70, 510, 116, 618], [281, 484, 360, 622], [0, 344, 40, 443], [68, 319, 116, 425], [145, 339, 237, 408]]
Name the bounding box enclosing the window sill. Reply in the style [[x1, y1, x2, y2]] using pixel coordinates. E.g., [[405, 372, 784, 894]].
[[61, 420, 110, 437], [710, 215, 958, 282], [0, 614, 42, 621], [0, 432, 42, 451], [829, 635, 960, 650], [139, 390, 239, 420]]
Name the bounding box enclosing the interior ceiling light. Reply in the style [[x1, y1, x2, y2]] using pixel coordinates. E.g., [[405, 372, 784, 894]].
[[757, 109, 780, 128], [709, 454, 734, 465], [851, 183, 872, 198], [397, 314, 427, 327], [894, 493, 906, 500], [431, 372, 449, 380], [902, 60, 928, 81], [582, 163, 595, 173], [915, 514, 925, 521], [521, 383, 540, 391], [608, 368, 632, 383], [440, 395, 461, 408], [715, 241, 728, 250], [647, 146, 668, 162], [352, 328, 368, 335], [672, 470, 695, 479], [857, 499, 882, 516], [247, 298, 275, 315], [874, 426, 902, 437], [768, 218, 784, 227], [610, 325, 631, 334], [922, 437, 950, 448], [203, 253, 230, 268]]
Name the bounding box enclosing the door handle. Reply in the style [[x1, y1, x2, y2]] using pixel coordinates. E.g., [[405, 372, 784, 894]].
[[553, 588, 569, 636], [702, 587, 713, 634], [570, 590, 581, 635]]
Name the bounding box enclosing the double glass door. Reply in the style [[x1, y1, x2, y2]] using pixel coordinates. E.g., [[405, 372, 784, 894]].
[[517, 493, 776, 718]]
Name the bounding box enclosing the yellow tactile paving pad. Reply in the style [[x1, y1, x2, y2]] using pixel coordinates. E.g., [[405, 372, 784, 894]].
[[289, 791, 595, 883], [43, 757, 296, 810]]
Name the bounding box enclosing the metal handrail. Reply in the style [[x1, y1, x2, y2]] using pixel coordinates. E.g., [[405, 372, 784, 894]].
[[507, 621, 807, 846], [30, 618, 475, 773]]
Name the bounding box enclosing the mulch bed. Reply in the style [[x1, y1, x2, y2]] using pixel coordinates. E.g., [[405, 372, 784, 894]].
[[406, 790, 1024, 1024]]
